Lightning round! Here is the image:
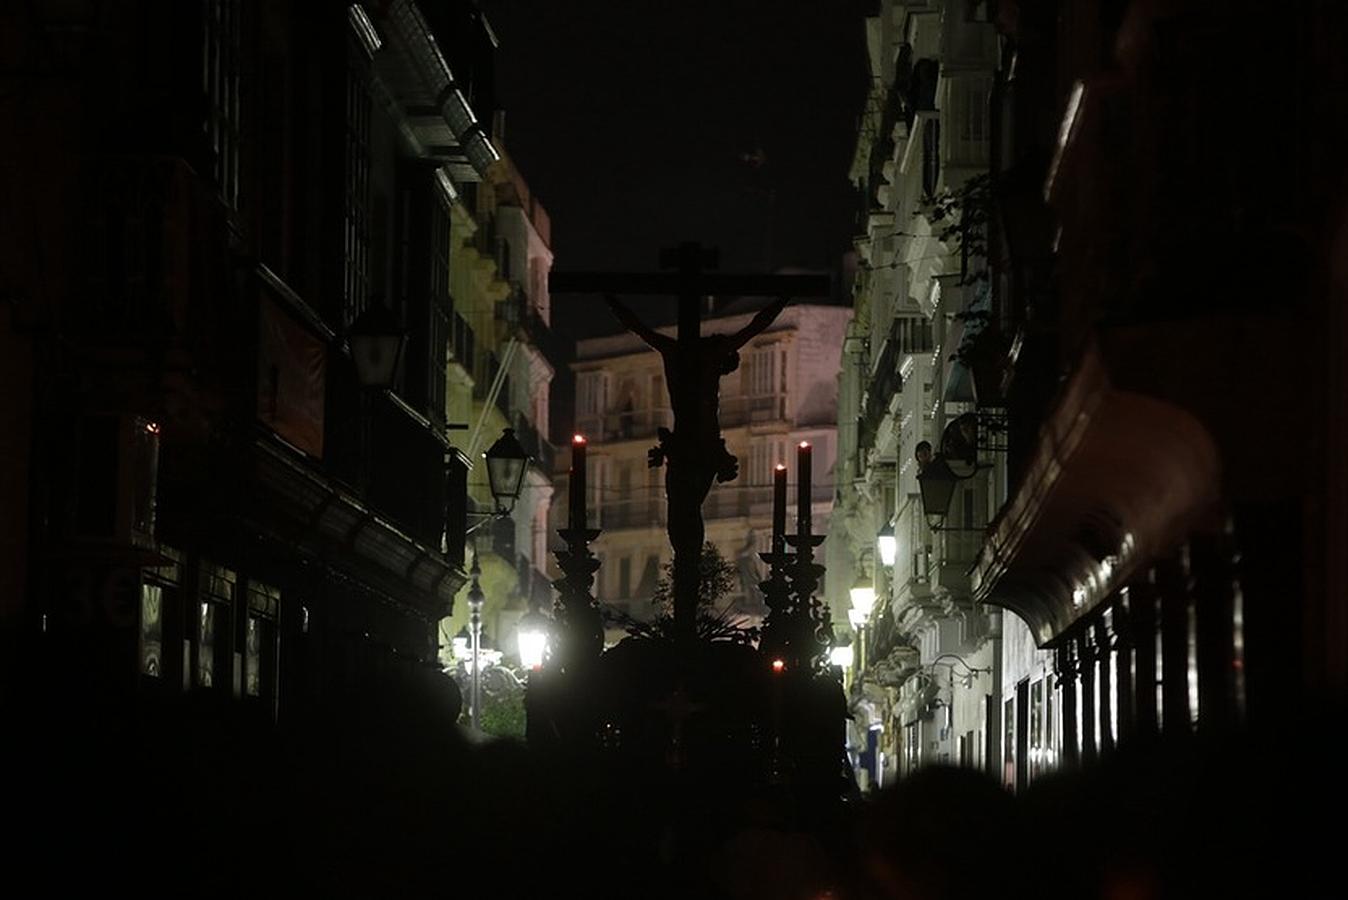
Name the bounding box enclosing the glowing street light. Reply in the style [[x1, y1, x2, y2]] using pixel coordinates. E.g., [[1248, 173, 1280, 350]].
[[877, 521, 897, 568], [516, 604, 550, 672], [849, 576, 877, 622]]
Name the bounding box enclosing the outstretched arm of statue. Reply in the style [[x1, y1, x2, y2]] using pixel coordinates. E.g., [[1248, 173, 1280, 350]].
[[728, 295, 790, 351], [605, 294, 675, 352]]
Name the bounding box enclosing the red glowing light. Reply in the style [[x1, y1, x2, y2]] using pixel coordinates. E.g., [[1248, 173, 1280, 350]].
[[573, 434, 587, 445], [771, 658, 785, 674]]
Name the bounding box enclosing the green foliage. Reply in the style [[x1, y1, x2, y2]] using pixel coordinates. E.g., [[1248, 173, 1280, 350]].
[[478, 687, 526, 739], [650, 541, 737, 612], [607, 542, 759, 645], [918, 172, 992, 286]]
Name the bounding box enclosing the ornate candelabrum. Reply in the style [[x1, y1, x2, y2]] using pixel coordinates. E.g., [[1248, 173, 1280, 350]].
[[757, 463, 795, 661], [783, 441, 829, 673], [551, 434, 604, 672]]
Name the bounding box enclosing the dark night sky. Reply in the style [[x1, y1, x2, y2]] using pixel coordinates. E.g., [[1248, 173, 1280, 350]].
[[480, 0, 872, 338]]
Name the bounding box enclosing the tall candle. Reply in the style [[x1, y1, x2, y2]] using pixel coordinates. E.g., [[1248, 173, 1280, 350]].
[[772, 463, 787, 553], [797, 441, 812, 534], [570, 434, 587, 530]]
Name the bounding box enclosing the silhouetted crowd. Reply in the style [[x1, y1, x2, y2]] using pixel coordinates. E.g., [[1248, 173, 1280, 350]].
[[6, 674, 1340, 899]]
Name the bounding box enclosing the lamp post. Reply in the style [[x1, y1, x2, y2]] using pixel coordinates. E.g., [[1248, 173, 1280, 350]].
[[348, 303, 406, 389], [461, 427, 530, 730], [849, 567, 876, 676], [467, 545, 485, 730]]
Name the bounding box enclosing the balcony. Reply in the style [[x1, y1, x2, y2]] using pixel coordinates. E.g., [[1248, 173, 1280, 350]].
[[598, 490, 666, 531], [472, 349, 510, 416], [512, 417, 556, 477], [498, 285, 566, 367], [577, 407, 673, 443], [930, 527, 982, 598], [449, 310, 476, 373], [858, 327, 906, 456]]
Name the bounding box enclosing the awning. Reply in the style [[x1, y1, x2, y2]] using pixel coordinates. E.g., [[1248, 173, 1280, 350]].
[[971, 341, 1221, 645]]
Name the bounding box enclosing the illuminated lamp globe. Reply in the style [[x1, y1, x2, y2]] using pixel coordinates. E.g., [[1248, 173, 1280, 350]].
[[484, 428, 531, 514]]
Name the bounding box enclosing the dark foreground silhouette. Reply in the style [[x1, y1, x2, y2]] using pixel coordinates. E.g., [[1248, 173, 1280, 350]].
[[6, 674, 1339, 899]]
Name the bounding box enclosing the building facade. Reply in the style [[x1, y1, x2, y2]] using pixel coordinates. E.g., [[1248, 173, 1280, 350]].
[[567, 300, 850, 639], [834, 0, 1052, 789], [838, 0, 1348, 795], [439, 133, 561, 671], [0, 0, 527, 752]]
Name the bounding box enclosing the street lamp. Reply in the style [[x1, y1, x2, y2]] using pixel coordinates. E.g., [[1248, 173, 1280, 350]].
[[829, 640, 855, 670], [482, 427, 530, 515], [466, 546, 486, 730], [849, 568, 876, 678], [516, 603, 550, 672], [451, 626, 470, 662], [849, 573, 877, 622], [348, 303, 406, 389], [915, 413, 991, 528], [877, 520, 897, 568]]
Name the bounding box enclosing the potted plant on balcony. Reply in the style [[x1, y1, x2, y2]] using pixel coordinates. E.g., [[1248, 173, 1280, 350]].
[[951, 311, 1012, 406]]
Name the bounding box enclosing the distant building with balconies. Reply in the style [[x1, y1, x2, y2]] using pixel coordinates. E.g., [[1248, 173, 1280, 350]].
[[564, 299, 849, 640], [441, 132, 561, 668], [834, 0, 1021, 789]]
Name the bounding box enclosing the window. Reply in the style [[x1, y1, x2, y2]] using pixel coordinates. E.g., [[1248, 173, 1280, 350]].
[[922, 118, 941, 197], [139, 584, 164, 678], [895, 317, 934, 353], [429, 198, 451, 421], [957, 81, 989, 143], [1029, 679, 1045, 780], [139, 547, 182, 680], [577, 371, 609, 419], [196, 563, 236, 690], [1046, 674, 1058, 766], [744, 344, 786, 420], [203, 0, 241, 208], [1002, 697, 1015, 790], [244, 581, 280, 704], [343, 52, 372, 328], [746, 439, 786, 488]]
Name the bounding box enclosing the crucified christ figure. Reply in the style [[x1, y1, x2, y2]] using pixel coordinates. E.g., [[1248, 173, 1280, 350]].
[[605, 294, 789, 628]]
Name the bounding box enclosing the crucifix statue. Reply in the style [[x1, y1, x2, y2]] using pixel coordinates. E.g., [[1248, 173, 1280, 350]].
[[552, 243, 830, 646]]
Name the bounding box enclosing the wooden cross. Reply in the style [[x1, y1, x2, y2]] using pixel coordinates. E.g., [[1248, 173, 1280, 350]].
[[551, 243, 831, 646]]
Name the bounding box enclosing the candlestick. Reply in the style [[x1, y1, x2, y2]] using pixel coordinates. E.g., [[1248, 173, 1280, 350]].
[[772, 463, 787, 553], [796, 441, 812, 534], [570, 434, 587, 531]]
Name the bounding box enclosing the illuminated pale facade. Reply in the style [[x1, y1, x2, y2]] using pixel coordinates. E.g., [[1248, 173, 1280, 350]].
[[833, 0, 1059, 788], [439, 139, 560, 666]]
